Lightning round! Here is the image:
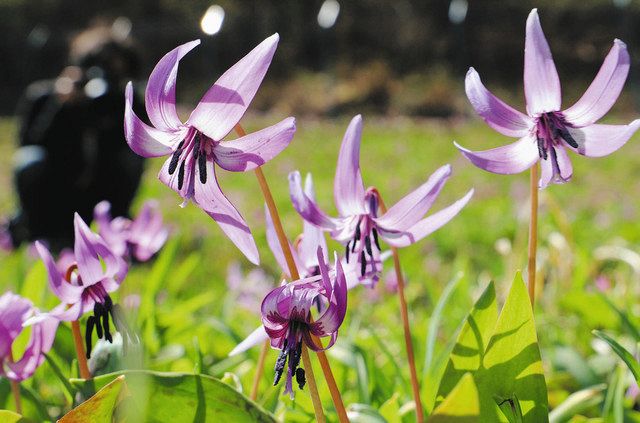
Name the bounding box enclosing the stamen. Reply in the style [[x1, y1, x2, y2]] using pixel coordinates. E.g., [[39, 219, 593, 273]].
[[558, 128, 579, 149], [345, 242, 350, 263], [354, 220, 361, 240], [360, 251, 366, 277], [274, 341, 288, 386], [168, 141, 185, 175], [193, 134, 201, 162], [85, 316, 95, 359], [290, 341, 302, 371], [103, 311, 113, 343], [177, 161, 186, 190], [365, 236, 373, 256], [94, 303, 104, 339], [295, 368, 306, 389], [536, 137, 548, 160], [198, 151, 207, 184], [372, 228, 381, 250]]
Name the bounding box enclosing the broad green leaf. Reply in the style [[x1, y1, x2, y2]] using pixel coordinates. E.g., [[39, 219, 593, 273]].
[[70, 370, 276, 422], [548, 385, 605, 423], [593, 330, 640, 383], [0, 410, 27, 423], [436, 281, 497, 398], [597, 294, 640, 342], [428, 373, 479, 422], [379, 392, 401, 423], [59, 375, 124, 423], [436, 274, 548, 422], [477, 272, 548, 422]]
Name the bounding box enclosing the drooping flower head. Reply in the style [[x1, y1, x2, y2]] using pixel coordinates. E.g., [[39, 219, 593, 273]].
[[0, 292, 58, 382], [33, 213, 132, 358], [262, 248, 347, 398], [94, 200, 169, 262], [456, 9, 640, 188], [124, 34, 296, 265], [289, 115, 473, 284]]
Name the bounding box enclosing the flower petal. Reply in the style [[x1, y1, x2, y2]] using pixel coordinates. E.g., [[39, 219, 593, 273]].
[[74, 213, 128, 287], [228, 326, 269, 356], [465, 68, 533, 137], [381, 189, 474, 248], [524, 9, 562, 115], [124, 82, 184, 158], [146, 40, 200, 131], [334, 115, 367, 216], [454, 136, 539, 174], [289, 171, 339, 231], [566, 120, 640, 157], [374, 164, 451, 232], [35, 242, 84, 304], [193, 162, 259, 265], [299, 175, 329, 271], [6, 315, 58, 381], [188, 34, 279, 141], [311, 253, 347, 337], [562, 40, 630, 127], [129, 201, 169, 261], [213, 117, 296, 172]]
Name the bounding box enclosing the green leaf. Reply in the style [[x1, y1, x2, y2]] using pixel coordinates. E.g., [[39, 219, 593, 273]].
[[436, 274, 549, 422], [70, 370, 276, 422], [346, 403, 387, 423], [0, 410, 29, 423], [548, 385, 605, 423], [436, 281, 498, 398], [428, 373, 480, 422], [59, 375, 124, 423], [378, 392, 401, 423], [593, 330, 640, 383]]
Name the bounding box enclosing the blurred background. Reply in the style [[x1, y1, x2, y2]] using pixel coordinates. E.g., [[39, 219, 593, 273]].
[[1, 0, 640, 118]]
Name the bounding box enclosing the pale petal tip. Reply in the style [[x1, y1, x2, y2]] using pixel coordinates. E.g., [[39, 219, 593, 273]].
[[613, 38, 627, 49], [466, 67, 477, 77]]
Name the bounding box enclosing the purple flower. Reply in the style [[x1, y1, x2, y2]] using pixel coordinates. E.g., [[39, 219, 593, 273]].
[[226, 262, 274, 313], [289, 115, 473, 283], [455, 9, 640, 188], [32, 213, 130, 358], [124, 34, 296, 265], [0, 292, 58, 382], [262, 248, 347, 398], [94, 200, 169, 262]]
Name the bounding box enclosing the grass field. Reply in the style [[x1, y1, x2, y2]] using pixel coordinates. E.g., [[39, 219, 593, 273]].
[[0, 113, 638, 421]]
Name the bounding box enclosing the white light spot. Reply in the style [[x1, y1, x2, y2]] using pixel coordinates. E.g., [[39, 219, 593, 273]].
[[317, 0, 340, 29], [448, 0, 468, 25], [111, 17, 132, 42], [85, 78, 108, 98], [201, 5, 225, 36]]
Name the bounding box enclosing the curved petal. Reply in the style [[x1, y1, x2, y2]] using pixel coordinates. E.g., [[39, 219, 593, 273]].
[[374, 164, 451, 232], [93, 201, 129, 258], [566, 120, 640, 157], [124, 83, 185, 158], [74, 213, 128, 287], [563, 40, 630, 126], [303, 330, 337, 352], [524, 9, 562, 115], [334, 115, 367, 216], [145, 40, 200, 131], [214, 117, 296, 172], [311, 253, 347, 337], [129, 201, 168, 261], [0, 293, 33, 343], [193, 162, 259, 265], [465, 68, 533, 137], [455, 136, 539, 174], [289, 171, 339, 231], [35, 242, 84, 304], [7, 316, 59, 381], [158, 144, 197, 201], [228, 326, 269, 356], [188, 34, 280, 141], [381, 189, 474, 248]]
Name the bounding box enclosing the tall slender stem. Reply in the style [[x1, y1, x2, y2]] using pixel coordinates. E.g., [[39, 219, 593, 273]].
[[377, 196, 424, 423], [528, 163, 539, 306], [235, 124, 348, 422], [71, 320, 91, 379], [250, 340, 270, 400], [301, 344, 326, 423], [9, 353, 22, 414]]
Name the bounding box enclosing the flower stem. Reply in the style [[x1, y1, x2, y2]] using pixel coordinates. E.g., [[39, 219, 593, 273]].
[[528, 163, 539, 306], [301, 344, 326, 423], [235, 124, 348, 422], [10, 380, 21, 414], [250, 340, 270, 401], [71, 320, 91, 379], [378, 196, 424, 423]]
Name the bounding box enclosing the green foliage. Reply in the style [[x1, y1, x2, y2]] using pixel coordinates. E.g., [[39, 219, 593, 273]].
[[428, 373, 480, 422], [592, 331, 640, 384], [59, 376, 124, 423], [70, 370, 276, 422], [436, 273, 548, 422]]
